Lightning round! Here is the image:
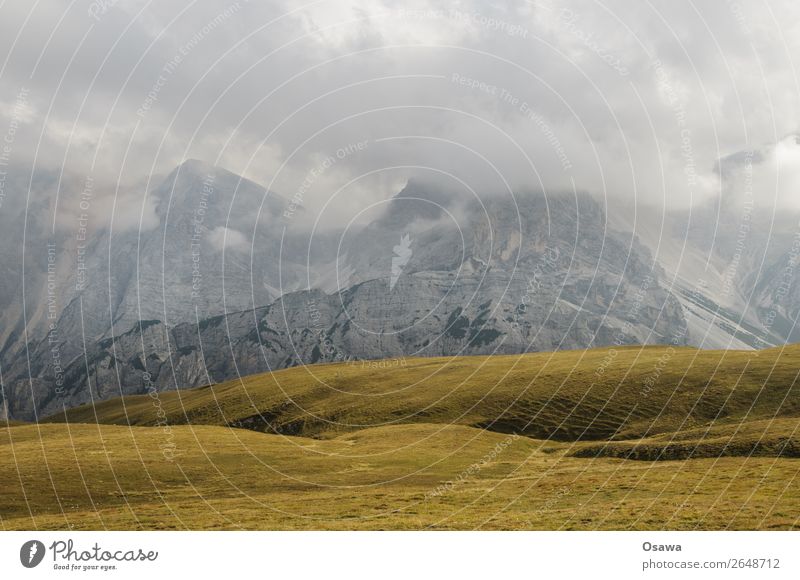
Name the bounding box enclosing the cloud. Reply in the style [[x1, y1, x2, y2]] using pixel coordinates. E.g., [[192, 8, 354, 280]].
[[208, 225, 248, 252], [0, 0, 798, 231], [718, 135, 800, 214]]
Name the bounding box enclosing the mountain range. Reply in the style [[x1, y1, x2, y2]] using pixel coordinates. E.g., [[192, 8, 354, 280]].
[[1, 154, 796, 420]]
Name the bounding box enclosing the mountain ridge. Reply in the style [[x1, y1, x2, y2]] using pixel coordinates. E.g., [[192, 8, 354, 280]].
[[2, 158, 799, 420]]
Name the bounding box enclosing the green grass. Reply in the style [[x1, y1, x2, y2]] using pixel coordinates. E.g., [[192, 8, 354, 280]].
[[0, 344, 798, 530], [47, 344, 800, 440], [2, 421, 798, 530]]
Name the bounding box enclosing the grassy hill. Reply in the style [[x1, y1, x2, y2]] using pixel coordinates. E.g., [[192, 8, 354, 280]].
[[47, 344, 800, 441], [0, 344, 797, 530]]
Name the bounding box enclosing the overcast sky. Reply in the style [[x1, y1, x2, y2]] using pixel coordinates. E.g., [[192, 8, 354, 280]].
[[1, 0, 799, 228]]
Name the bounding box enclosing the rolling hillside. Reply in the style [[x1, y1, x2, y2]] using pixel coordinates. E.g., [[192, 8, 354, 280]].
[[47, 345, 800, 442], [1, 345, 797, 530], [1, 419, 798, 530]]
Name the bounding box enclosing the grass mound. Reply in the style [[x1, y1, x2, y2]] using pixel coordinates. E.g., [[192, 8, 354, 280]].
[[571, 417, 800, 460], [46, 345, 800, 442]]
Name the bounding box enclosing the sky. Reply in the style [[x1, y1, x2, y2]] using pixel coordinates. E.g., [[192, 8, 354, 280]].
[[0, 0, 799, 229]]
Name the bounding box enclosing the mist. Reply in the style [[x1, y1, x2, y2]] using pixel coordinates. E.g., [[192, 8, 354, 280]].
[[0, 0, 796, 233]]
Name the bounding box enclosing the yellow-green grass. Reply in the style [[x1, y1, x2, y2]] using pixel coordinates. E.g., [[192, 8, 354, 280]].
[[571, 417, 800, 460], [5, 344, 799, 530], [1, 421, 798, 530], [47, 345, 800, 441]]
